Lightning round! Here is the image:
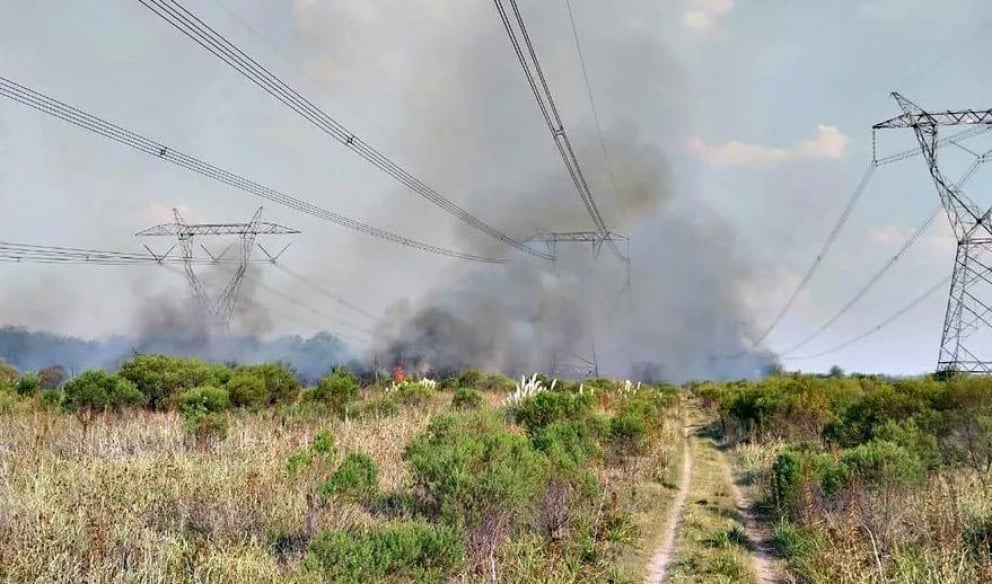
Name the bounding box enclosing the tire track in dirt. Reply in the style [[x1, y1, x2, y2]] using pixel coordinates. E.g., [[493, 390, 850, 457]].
[[643, 420, 693, 584], [722, 452, 784, 584]]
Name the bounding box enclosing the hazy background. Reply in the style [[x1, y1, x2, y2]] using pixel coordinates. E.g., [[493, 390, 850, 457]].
[[1, 0, 991, 378]]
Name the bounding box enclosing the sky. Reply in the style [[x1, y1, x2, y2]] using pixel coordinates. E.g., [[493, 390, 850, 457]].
[[1, 0, 991, 376]]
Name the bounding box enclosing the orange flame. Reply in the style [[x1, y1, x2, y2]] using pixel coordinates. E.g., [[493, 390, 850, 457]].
[[392, 365, 407, 383]]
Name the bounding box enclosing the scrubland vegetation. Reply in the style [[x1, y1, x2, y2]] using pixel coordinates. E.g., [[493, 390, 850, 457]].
[[694, 371, 992, 583], [0, 357, 683, 583]]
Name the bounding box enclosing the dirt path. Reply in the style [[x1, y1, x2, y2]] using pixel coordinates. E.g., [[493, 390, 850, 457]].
[[643, 421, 693, 584], [722, 452, 785, 584]]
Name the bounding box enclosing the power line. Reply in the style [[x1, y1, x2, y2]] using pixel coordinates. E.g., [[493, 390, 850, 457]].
[[562, 0, 622, 212], [781, 149, 992, 355], [493, 0, 622, 260], [785, 274, 951, 361], [750, 162, 878, 347], [246, 273, 375, 339], [274, 264, 379, 323], [134, 0, 551, 261], [0, 75, 504, 264]]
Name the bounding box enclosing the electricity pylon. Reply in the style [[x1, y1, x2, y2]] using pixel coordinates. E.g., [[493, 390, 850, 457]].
[[525, 231, 631, 378], [874, 93, 992, 373], [136, 206, 299, 330]]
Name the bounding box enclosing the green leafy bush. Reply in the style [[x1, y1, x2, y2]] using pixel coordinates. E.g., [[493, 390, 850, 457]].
[[306, 521, 463, 582], [227, 363, 300, 408], [772, 451, 805, 514], [609, 411, 648, 454], [840, 439, 924, 492], [306, 367, 359, 414], [404, 412, 548, 560], [354, 396, 400, 419], [63, 370, 145, 413], [452, 387, 483, 410], [118, 354, 230, 410], [38, 389, 64, 411], [14, 372, 40, 396], [390, 381, 436, 406], [287, 429, 337, 476], [177, 386, 231, 446], [513, 390, 595, 435], [321, 452, 379, 502], [177, 385, 231, 415]]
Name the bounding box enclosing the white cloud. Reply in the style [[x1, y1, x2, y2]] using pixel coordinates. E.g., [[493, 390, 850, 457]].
[[683, 0, 735, 32], [689, 125, 851, 168]]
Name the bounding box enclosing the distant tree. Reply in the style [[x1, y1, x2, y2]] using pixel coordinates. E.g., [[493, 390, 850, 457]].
[[829, 365, 845, 379], [38, 365, 68, 390]]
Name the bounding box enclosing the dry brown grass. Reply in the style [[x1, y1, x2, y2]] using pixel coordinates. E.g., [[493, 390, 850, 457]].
[[0, 405, 440, 582]]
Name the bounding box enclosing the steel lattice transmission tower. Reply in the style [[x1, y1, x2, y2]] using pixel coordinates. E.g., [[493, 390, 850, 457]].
[[524, 231, 631, 378], [875, 93, 992, 373], [136, 206, 299, 330]]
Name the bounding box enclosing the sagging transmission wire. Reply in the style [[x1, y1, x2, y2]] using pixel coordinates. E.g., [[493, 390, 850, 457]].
[[244, 273, 375, 339], [781, 149, 992, 356], [133, 0, 552, 262], [493, 0, 623, 261], [744, 126, 992, 353], [274, 265, 380, 324], [0, 240, 260, 265], [785, 274, 951, 361], [0, 76, 504, 264]]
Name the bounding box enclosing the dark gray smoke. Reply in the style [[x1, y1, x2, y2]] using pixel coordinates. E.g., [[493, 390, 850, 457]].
[[369, 4, 779, 382]]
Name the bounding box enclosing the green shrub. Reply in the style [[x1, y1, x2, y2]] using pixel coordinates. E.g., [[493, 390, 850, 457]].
[[14, 372, 40, 396], [609, 408, 647, 443], [404, 412, 548, 547], [287, 429, 337, 476], [306, 521, 463, 582], [227, 363, 300, 407], [840, 439, 924, 492], [772, 451, 804, 514], [452, 387, 483, 410], [63, 370, 145, 413], [225, 371, 267, 409], [307, 367, 359, 413], [321, 452, 379, 502], [456, 369, 483, 388], [355, 396, 400, 419], [177, 386, 231, 415], [118, 354, 230, 410], [38, 389, 64, 411], [177, 386, 231, 446], [391, 381, 435, 406], [513, 390, 595, 435], [873, 418, 941, 470]]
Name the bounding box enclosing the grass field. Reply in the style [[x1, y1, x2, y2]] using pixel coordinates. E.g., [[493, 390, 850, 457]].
[[0, 364, 685, 583]]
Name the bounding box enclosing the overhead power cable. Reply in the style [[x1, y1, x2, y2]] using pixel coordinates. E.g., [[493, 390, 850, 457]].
[[493, 0, 622, 260], [562, 0, 622, 216], [246, 274, 375, 339], [785, 274, 951, 361], [0, 76, 504, 264], [781, 150, 992, 356], [750, 162, 878, 347], [0, 240, 257, 265], [134, 0, 551, 261], [274, 264, 380, 323]]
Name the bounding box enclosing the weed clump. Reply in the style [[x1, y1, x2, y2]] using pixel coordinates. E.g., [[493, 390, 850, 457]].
[[177, 386, 231, 447], [452, 387, 483, 410], [321, 452, 379, 503], [306, 521, 463, 582]]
